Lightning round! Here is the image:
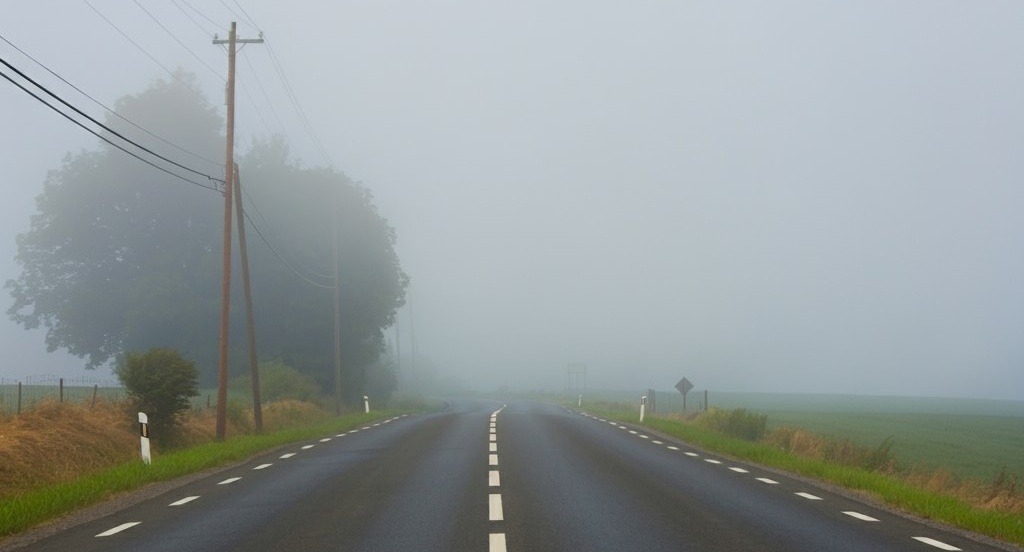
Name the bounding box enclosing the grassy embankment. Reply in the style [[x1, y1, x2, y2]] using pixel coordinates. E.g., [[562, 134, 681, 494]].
[[0, 398, 425, 539], [583, 402, 1024, 548]]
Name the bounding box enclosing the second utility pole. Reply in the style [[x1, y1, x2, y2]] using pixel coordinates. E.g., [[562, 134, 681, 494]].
[[213, 22, 263, 440]]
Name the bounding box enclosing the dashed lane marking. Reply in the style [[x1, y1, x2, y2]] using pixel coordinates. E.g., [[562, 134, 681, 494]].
[[490, 434, 497, 442], [684, 452, 699, 457], [756, 478, 779, 485], [490, 443, 498, 452], [489, 454, 499, 466], [638, 435, 650, 439], [667, 446, 680, 451], [651, 440, 664, 445], [843, 511, 879, 522], [489, 470, 501, 487], [218, 477, 242, 485], [301, 445, 315, 450], [795, 492, 823, 501], [96, 522, 140, 537], [490, 533, 507, 552], [319, 438, 331, 442], [280, 453, 297, 459], [253, 463, 272, 470], [912, 537, 962, 551], [489, 494, 504, 521], [169, 496, 199, 506], [728, 467, 749, 473], [704, 459, 722, 465]]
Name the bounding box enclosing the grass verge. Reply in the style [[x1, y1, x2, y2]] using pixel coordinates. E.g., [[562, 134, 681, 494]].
[[587, 406, 1024, 548], [0, 410, 401, 538]]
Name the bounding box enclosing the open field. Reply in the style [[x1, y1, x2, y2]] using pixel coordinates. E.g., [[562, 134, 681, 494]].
[[580, 390, 1024, 484]]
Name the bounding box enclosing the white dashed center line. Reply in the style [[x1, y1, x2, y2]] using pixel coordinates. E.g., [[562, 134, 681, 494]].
[[489, 494, 504, 521], [490, 533, 507, 552], [843, 511, 879, 522], [912, 537, 962, 551], [169, 496, 199, 506], [489, 470, 501, 487], [96, 522, 140, 537], [489, 443, 498, 452], [489, 454, 499, 466], [795, 492, 823, 500], [489, 434, 497, 442]]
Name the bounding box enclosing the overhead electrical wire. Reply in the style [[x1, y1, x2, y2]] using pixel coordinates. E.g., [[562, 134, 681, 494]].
[[0, 55, 224, 187], [0, 32, 223, 170], [0, 67, 221, 193], [177, 0, 226, 34], [240, 48, 293, 144], [239, 186, 335, 282], [241, 205, 335, 290], [169, 0, 218, 37], [82, 0, 220, 112], [132, 0, 225, 81]]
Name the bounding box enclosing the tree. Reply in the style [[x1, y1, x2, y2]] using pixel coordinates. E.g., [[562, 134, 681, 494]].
[[116, 348, 200, 444], [7, 74, 408, 404]]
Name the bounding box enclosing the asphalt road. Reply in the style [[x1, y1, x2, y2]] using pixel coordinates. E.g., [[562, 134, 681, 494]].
[[9, 399, 1015, 551]]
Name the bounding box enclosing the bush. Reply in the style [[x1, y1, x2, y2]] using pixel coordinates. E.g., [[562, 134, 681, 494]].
[[695, 408, 768, 441], [230, 360, 320, 403], [115, 348, 199, 446]]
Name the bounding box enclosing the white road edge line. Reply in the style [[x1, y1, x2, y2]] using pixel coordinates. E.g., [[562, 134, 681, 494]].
[[253, 463, 272, 470], [651, 440, 664, 445], [728, 467, 749, 473], [795, 492, 823, 500], [490, 533, 507, 552], [280, 453, 297, 459], [489, 494, 504, 521], [169, 496, 199, 506], [756, 478, 779, 484], [218, 477, 242, 485], [667, 446, 680, 451], [843, 511, 879, 522], [301, 445, 315, 450], [319, 438, 331, 442], [96, 522, 140, 537], [684, 452, 699, 457], [911, 537, 962, 551]]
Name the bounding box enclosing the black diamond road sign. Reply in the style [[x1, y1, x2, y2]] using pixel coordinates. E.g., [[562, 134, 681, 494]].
[[675, 377, 694, 396]]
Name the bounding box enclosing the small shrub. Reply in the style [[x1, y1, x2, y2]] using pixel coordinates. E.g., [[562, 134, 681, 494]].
[[696, 408, 768, 441], [230, 360, 320, 403], [115, 348, 199, 446]]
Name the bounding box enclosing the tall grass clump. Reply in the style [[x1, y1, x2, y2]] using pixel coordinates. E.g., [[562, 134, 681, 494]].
[[694, 408, 768, 441]]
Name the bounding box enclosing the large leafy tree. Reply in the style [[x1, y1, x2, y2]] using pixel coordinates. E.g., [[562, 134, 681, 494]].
[[7, 73, 408, 403]]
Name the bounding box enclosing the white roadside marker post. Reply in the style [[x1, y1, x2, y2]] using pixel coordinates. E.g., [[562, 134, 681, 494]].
[[363, 395, 370, 413], [639, 395, 647, 422], [578, 394, 582, 407], [138, 412, 152, 465]]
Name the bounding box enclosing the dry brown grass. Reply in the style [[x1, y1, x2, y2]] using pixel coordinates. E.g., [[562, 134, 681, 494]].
[[0, 399, 136, 498], [763, 425, 1023, 514]]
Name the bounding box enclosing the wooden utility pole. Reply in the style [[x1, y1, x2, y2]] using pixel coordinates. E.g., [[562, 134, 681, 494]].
[[333, 203, 342, 415], [234, 167, 263, 432], [213, 23, 263, 439]]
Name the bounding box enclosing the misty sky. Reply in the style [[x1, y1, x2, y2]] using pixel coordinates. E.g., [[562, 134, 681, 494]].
[[2, 1, 1022, 400]]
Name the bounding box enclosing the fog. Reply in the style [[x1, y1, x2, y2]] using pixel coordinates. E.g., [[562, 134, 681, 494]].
[[2, 1, 1022, 399]]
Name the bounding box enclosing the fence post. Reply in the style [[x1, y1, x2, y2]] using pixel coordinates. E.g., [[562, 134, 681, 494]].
[[17, 382, 22, 415], [59, 378, 64, 403], [92, 384, 98, 407]]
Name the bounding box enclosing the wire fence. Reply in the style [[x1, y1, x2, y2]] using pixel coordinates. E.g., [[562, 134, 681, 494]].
[[0, 374, 124, 415]]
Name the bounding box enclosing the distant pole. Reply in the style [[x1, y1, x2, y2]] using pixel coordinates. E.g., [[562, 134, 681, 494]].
[[233, 167, 262, 433], [212, 22, 264, 440], [138, 412, 151, 465], [333, 202, 343, 415], [59, 378, 64, 403], [640, 395, 647, 422], [705, 389, 709, 411]]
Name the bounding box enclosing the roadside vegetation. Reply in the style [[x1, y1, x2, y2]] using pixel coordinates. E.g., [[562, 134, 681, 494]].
[[584, 402, 1023, 547]]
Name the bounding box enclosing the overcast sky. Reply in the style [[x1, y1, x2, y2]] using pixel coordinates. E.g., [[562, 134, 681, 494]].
[[2, 1, 1022, 399]]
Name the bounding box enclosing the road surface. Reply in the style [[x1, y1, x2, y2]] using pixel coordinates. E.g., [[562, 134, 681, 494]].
[[8, 399, 1015, 551]]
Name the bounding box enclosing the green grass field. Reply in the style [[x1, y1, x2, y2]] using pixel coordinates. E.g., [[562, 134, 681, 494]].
[[585, 390, 1024, 484]]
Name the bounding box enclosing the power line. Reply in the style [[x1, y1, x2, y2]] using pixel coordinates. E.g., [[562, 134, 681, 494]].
[[132, 0, 225, 81], [240, 205, 335, 290], [239, 186, 334, 281], [262, 36, 334, 166], [240, 48, 292, 143], [82, 0, 219, 112], [0, 55, 224, 186], [170, 0, 218, 37], [177, 0, 226, 33], [0, 67, 220, 193], [0, 32, 223, 170]]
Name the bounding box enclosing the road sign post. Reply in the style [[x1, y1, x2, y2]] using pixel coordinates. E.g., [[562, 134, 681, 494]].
[[675, 377, 694, 413]]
